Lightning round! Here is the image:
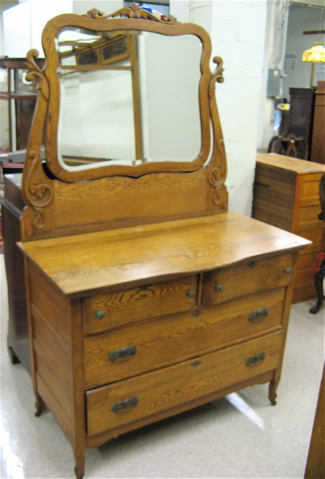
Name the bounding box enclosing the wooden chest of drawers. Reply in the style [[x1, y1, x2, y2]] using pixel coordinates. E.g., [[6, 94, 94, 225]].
[[20, 212, 309, 478], [252, 153, 325, 303]]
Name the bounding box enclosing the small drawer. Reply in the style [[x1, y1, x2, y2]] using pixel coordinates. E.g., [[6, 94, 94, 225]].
[[84, 288, 285, 389], [203, 254, 293, 306], [86, 331, 283, 437], [83, 275, 198, 334]]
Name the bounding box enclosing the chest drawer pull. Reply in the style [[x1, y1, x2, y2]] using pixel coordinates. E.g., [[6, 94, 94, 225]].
[[95, 310, 105, 320], [214, 284, 223, 292], [283, 267, 292, 274], [248, 307, 269, 323], [187, 289, 196, 298], [111, 396, 139, 414], [246, 352, 265, 367], [109, 345, 137, 363], [248, 261, 258, 269]]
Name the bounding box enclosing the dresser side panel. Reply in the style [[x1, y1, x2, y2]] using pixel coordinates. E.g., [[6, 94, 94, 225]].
[[26, 260, 76, 443]]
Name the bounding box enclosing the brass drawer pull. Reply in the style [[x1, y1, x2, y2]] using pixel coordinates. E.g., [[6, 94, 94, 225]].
[[246, 352, 265, 367], [95, 310, 105, 320], [109, 345, 137, 363], [111, 396, 139, 414], [248, 307, 269, 323], [214, 284, 223, 292], [187, 289, 196, 298]]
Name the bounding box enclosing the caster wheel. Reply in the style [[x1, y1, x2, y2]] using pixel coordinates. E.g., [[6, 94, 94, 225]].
[[270, 399, 277, 406]]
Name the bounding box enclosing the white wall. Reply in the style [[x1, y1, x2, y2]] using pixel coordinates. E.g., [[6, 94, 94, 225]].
[[2, 1, 73, 57], [171, 0, 267, 217], [1, 0, 123, 57]]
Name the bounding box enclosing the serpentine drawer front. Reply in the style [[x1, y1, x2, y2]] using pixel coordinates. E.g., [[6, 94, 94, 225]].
[[86, 331, 283, 437], [84, 287, 286, 388], [83, 276, 198, 334], [203, 254, 293, 305]]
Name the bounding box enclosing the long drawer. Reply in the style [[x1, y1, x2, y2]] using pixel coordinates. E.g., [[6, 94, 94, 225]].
[[203, 254, 293, 306], [84, 288, 285, 388], [83, 276, 198, 334], [86, 331, 283, 437]]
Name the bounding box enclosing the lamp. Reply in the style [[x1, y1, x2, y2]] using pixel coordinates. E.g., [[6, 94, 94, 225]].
[[302, 42, 325, 62], [302, 42, 325, 87]]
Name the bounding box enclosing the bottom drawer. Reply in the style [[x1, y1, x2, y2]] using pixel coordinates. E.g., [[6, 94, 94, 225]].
[[86, 331, 283, 437]]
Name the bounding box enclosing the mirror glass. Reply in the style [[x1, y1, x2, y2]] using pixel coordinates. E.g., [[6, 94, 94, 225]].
[[56, 28, 202, 171]]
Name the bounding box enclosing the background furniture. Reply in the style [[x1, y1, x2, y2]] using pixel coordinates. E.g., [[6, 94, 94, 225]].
[[11, 6, 309, 478], [252, 153, 325, 303], [268, 88, 315, 161], [310, 81, 325, 164], [268, 85, 324, 164], [268, 133, 309, 160], [0, 57, 44, 152], [309, 173, 325, 314], [0, 173, 30, 371], [304, 364, 325, 479], [288, 87, 315, 159]]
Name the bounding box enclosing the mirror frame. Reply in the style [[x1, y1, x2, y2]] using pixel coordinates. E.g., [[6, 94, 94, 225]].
[[25, 3, 225, 182]]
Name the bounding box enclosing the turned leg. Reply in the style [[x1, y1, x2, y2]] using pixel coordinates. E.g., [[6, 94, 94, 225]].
[[34, 394, 46, 417], [74, 456, 85, 479], [309, 262, 325, 314], [268, 378, 277, 406]]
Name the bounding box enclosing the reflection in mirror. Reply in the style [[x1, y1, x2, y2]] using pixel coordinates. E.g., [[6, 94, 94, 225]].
[[56, 28, 202, 170]]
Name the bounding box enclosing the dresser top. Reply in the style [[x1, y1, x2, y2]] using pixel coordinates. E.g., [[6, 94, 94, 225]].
[[257, 153, 325, 174], [19, 212, 310, 298]]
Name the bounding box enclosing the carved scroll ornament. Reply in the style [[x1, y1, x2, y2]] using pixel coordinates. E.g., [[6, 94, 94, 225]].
[[22, 50, 54, 235], [86, 3, 177, 24]]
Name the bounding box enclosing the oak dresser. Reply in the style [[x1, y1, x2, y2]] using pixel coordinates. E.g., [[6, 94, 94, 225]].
[[15, 5, 309, 478]]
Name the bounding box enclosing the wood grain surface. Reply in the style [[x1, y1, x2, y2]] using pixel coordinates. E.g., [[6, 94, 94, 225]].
[[19, 212, 310, 298], [86, 331, 283, 436]]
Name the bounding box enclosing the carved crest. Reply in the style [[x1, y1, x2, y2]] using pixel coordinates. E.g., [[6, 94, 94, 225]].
[[86, 3, 177, 24]]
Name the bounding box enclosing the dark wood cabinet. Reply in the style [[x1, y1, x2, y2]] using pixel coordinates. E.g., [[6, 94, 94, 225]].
[[288, 88, 315, 154], [310, 81, 325, 164], [0, 173, 30, 372]]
